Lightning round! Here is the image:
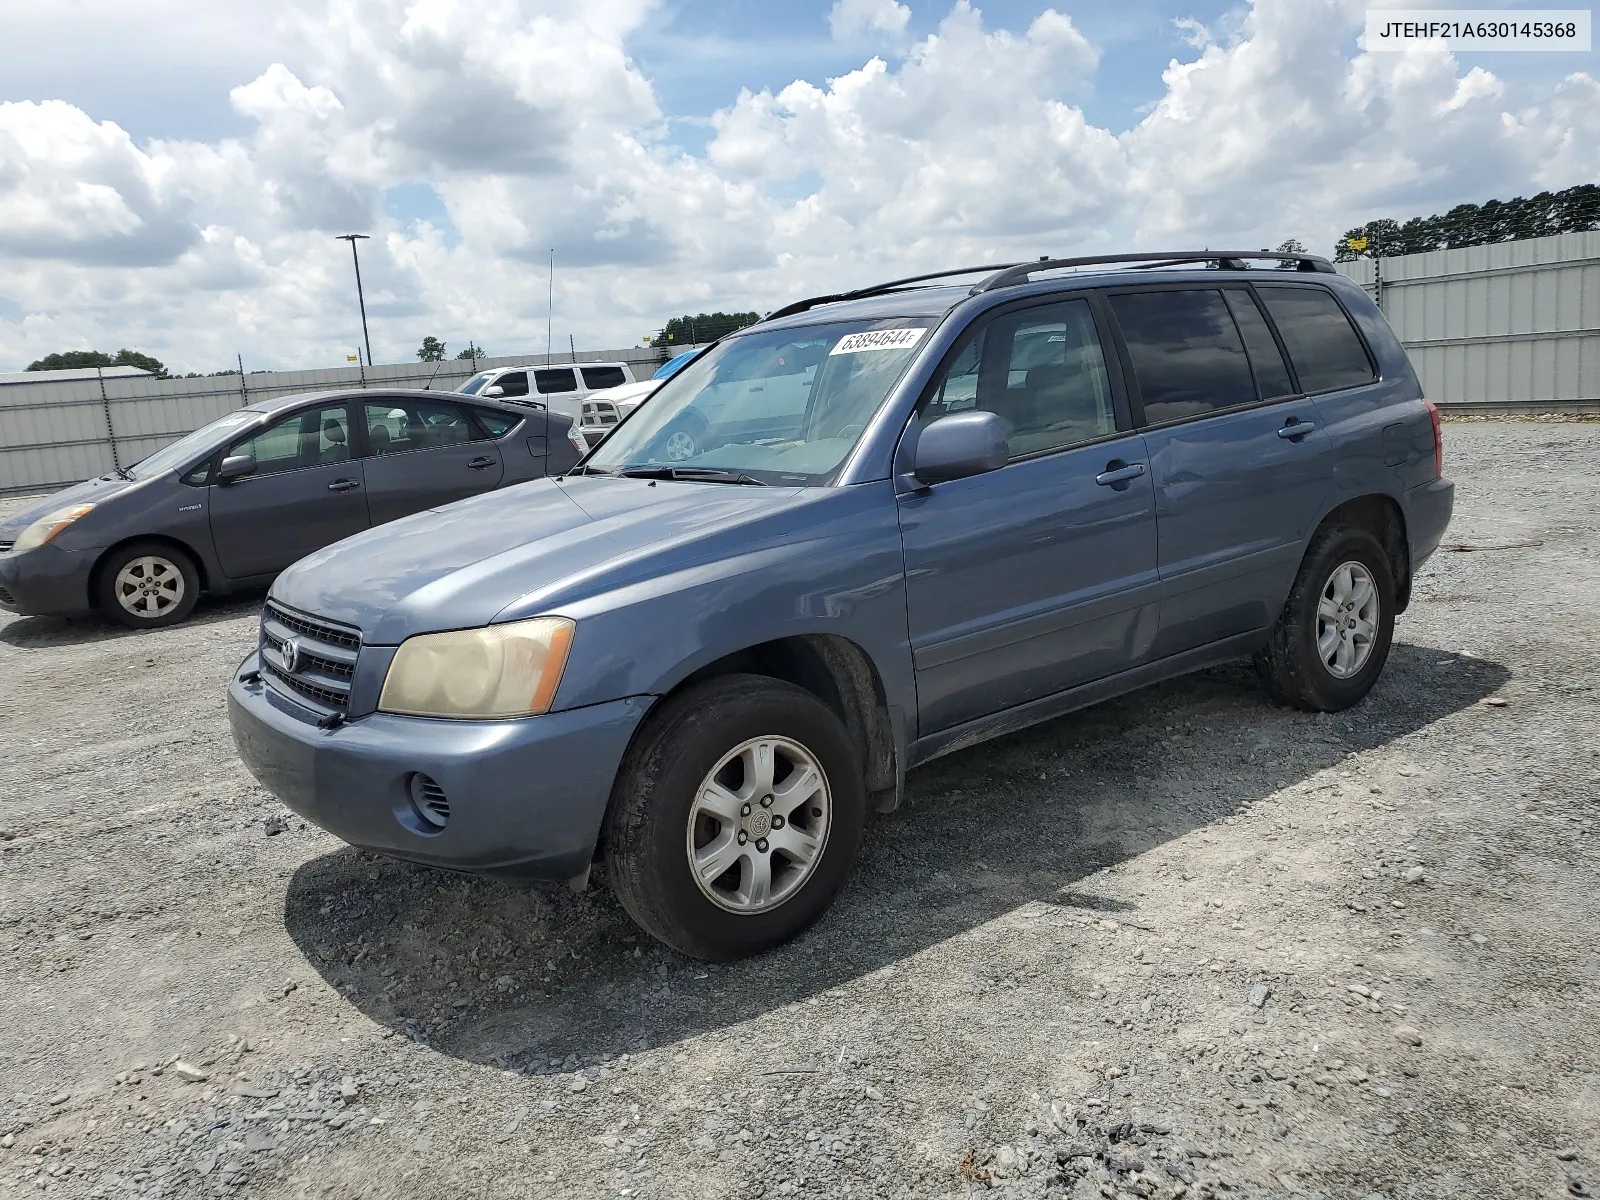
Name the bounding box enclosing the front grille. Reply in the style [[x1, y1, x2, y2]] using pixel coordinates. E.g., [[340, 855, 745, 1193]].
[[0, 584, 14, 606], [265, 603, 361, 650], [0, 540, 14, 554], [259, 601, 361, 715], [580, 400, 620, 428]]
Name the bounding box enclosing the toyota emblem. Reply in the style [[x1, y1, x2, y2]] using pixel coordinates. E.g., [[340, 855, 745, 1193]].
[[281, 638, 301, 674]]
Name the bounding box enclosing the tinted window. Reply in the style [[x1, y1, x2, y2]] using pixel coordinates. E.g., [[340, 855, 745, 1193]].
[[535, 368, 578, 394], [581, 365, 627, 390], [1256, 286, 1375, 393], [1109, 289, 1256, 424], [474, 409, 517, 438], [363, 401, 478, 457], [458, 372, 492, 396], [492, 371, 529, 398], [1224, 289, 1295, 400], [922, 298, 1116, 458], [229, 405, 350, 477]]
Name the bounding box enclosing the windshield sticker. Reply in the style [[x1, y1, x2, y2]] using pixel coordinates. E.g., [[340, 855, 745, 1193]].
[[829, 328, 927, 356]]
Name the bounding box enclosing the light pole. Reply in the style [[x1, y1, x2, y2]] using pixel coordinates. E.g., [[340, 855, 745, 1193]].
[[336, 233, 374, 368]]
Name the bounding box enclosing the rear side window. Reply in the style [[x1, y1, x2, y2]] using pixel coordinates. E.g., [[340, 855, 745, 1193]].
[[1255, 286, 1376, 393], [535, 368, 578, 394], [1223, 289, 1296, 400], [474, 409, 517, 437], [364, 401, 479, 456], [1109, 290, 1256, 424], [492, 371, 529, 398], [581, 365, 626, 390]]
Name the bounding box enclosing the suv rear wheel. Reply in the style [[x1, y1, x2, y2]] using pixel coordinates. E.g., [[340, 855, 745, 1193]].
[[1257, 525, 1396, 712], [603, 675, 866, 960], [95, 541, 200, 629]]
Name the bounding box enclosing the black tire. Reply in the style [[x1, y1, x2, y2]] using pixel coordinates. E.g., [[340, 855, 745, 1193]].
[[94, 541, 200, 629], [603, 674, 867, 960], [1256, 525, 1397, 712]]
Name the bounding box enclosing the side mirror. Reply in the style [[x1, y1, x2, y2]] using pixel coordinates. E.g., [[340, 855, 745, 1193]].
[[912, 410, 1008, 485], [483, 385, 505, 398], [217, 453, 256, 482]]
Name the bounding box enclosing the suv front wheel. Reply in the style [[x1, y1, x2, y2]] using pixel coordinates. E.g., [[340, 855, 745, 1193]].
[[604, 675, 867, 960], [1257, 525, 1397, 712]]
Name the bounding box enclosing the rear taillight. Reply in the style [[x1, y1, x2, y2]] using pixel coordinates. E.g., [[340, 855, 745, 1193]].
[[1421, 398, 1443, 478]]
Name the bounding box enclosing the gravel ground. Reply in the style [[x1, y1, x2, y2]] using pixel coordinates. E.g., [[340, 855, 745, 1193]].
[[1, 419, 1596, 1200]]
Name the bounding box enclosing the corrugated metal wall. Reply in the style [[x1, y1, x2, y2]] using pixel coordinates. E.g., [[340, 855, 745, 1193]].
[[1338, 231, 1600, 408], [0, 350, 661, 496]]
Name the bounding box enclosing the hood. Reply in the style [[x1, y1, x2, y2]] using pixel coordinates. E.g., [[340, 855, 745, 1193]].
[[0, 475, 143, 541], [270, 474, 814, 644], [589, 380, 658, 407]]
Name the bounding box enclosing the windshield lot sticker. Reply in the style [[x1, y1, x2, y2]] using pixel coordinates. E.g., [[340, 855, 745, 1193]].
[[830, 328, 927, 355]]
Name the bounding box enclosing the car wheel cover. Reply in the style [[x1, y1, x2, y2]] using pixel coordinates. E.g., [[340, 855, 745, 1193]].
[[1315, 559, 1378, 679], [684, 735, 832, 915], [114, 555, 185, 618], [663, 430, 696, 461]]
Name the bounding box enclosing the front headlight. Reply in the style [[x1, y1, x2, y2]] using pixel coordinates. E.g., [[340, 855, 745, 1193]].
[[378, 616, 575, 719], [14, 504, 96, 551]]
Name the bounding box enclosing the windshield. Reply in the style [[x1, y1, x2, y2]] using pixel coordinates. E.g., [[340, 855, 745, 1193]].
[[457, 372, 492, 395], [653, 351, 697, 380], [584, 318, 936, 485], [128, 410, 262, 480]]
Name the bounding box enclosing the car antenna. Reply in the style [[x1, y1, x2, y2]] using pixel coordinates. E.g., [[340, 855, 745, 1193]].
[[422, 360, 445, 391]]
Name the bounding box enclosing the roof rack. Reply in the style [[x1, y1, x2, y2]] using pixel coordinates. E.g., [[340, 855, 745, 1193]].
[[762, 263, 1023, 322], [759, 250, 1337, 325], [974, 250, 1336, 291]]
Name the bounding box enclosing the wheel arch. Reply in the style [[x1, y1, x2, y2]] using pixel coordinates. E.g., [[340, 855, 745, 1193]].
[[88, 533, 211, 608], [598, 634, 900, 857], [1311, 493, 1411, 612]]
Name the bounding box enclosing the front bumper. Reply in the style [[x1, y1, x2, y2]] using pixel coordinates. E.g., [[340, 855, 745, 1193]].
[[228, 652, 652, 881], [0, 543, 96, 616]]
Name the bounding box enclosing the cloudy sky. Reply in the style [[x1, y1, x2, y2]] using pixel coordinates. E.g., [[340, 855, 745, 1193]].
[[0, 0, 1594, 374]]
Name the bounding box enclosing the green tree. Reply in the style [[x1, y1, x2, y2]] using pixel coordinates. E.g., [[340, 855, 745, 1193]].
[[1335, 183, 1600, 261], [652, 312, 760, 348], [1274, 238, 1307, 268], [455, 341, 486, 361], [27, 348, 167, 376], [416, 335, 447, 361]]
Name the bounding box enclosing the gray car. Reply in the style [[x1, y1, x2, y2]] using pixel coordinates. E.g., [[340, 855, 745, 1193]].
[[228, 251, 1453, 960], [0, 389, 583, 628]]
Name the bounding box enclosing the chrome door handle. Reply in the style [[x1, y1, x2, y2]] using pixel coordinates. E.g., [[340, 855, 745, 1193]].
[[467, 456, 497, 470], [1094, 462, 1147, 487], [1278, 421, 1317, 440], [327, 479, 361, 492]]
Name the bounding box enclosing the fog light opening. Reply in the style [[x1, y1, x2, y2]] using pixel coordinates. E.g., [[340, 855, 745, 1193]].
[[407, 773, 451, 832]]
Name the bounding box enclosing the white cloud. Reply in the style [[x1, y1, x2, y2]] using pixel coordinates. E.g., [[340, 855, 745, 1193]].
[[0, 0, 1594, 376], [828, 0, 912, 41]]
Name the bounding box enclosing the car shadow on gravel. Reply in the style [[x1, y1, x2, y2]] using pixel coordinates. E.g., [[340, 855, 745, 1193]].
[[0, 590, 265, 648], [283, 643, 1507, 1076]]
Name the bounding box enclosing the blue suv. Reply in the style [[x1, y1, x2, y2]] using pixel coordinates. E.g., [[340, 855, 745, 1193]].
[[228, 251, 1453, 960]]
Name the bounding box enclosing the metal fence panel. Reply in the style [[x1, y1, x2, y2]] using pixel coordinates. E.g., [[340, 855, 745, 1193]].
[[1337, 231, 1600, 410]]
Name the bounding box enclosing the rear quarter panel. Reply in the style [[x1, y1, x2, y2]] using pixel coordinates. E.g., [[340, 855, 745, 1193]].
[[1308, 278, 1438, 508]]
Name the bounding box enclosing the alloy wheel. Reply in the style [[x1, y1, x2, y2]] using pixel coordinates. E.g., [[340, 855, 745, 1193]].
[[685, 735, 832, 914], [1316, 560, 1379, 679], [114, 556, 186, 619]]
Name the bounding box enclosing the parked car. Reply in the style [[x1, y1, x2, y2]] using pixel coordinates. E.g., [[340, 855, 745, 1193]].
[[457, 361, 638, 431], [0, 389, 583, 628], [228, 251, 1452, 960], [578, 349, 702, 445]]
